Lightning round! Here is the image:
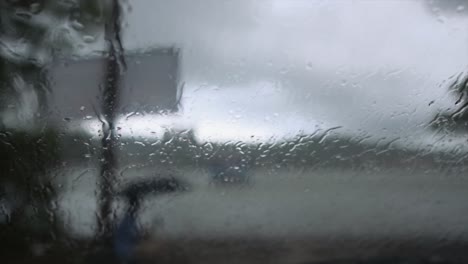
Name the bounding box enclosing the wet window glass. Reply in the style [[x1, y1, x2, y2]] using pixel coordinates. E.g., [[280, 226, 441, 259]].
[[1, 0, 468, 263]]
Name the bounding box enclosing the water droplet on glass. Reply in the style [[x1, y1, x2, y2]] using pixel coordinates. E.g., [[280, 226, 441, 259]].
[[134, 141, 146, 147], [29, 3, 42, 14], [71, 20, 85, 31], [436, 15, 446, 23], [15, 11, 32, 20], [82, 35, 96, 43]]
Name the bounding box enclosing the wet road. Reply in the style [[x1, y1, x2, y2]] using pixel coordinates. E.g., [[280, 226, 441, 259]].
[[58, 165, 468, 241]]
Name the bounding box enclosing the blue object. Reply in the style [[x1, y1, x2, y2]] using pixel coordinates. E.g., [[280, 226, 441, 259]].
[[113, 177, 186, 263], [114, 207, 139, 263]]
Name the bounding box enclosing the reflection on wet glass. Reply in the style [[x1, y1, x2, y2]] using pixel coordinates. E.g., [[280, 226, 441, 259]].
[[1, 0, 468, 263]]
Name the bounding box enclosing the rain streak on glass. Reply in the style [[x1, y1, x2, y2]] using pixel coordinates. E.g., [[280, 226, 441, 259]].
[[1, 1, 468, 264]]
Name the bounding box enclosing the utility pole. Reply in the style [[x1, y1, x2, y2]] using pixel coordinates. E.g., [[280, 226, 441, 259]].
[[97, 0, 126, 240]]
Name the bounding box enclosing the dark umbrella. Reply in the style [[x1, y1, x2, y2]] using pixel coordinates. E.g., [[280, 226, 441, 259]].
[[113, 177, 188, 264]]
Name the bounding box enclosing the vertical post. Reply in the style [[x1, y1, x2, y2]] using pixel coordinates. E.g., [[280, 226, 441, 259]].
[[97, 0, 126, 240]]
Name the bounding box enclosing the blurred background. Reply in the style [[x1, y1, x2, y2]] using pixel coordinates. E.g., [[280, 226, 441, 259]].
[[1, 0, 468, 263]]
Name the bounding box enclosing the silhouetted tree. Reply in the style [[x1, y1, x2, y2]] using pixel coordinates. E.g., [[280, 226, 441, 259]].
[[431, 73, 468, 133], [0, 0, 119, 255]]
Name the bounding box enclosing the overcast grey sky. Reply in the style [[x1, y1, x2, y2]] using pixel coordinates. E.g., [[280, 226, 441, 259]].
[[115, 1, 468, 145], [54, 0, 467, 149]]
